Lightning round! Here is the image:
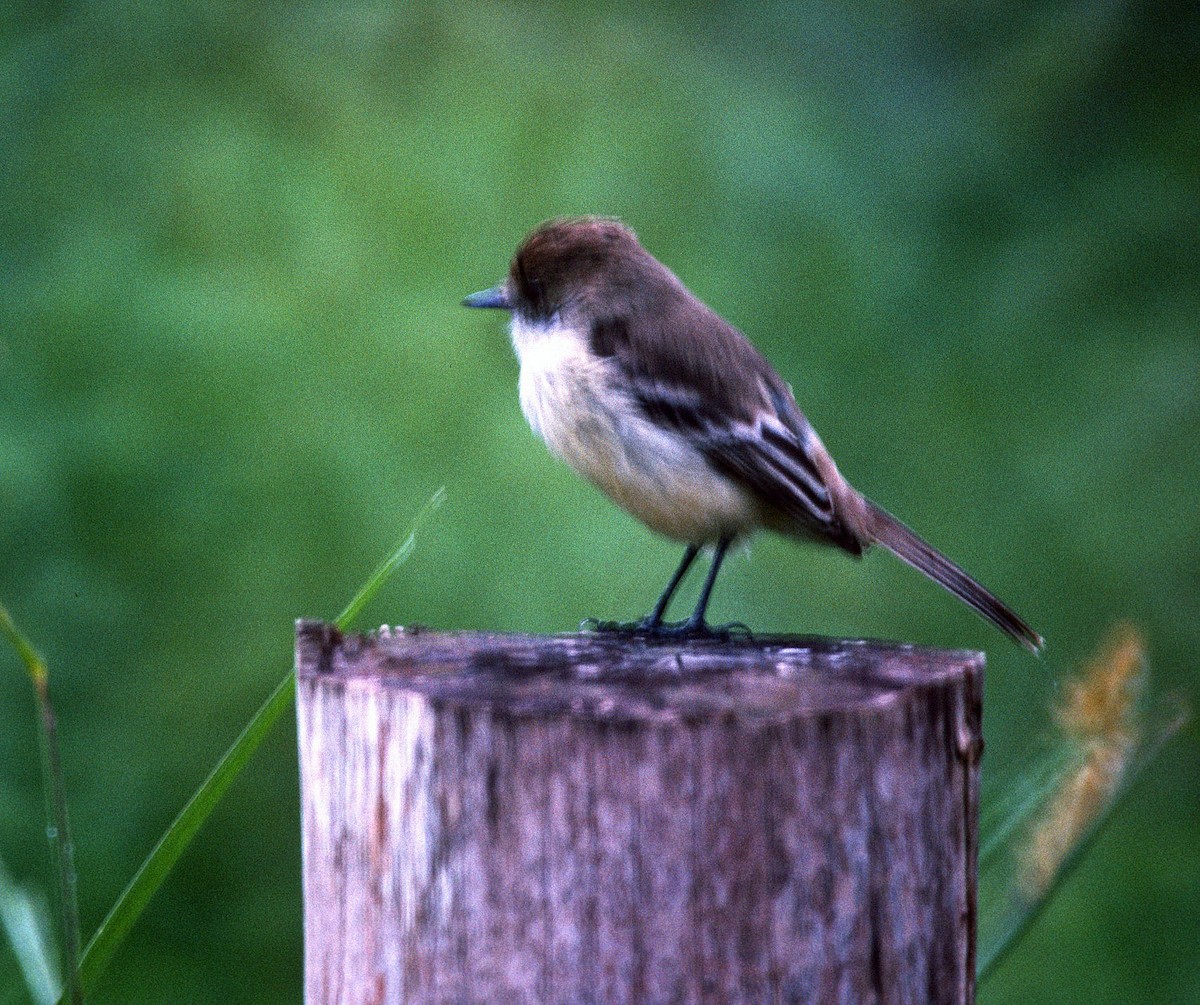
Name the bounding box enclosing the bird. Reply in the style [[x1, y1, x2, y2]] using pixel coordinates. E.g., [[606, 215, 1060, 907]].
[[463, 217, 1043, 652]]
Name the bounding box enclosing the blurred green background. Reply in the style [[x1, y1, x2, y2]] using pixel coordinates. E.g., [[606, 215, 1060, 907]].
[[2, 1, 1197, 1001]]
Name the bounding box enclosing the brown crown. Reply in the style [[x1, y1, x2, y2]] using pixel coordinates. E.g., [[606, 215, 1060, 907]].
[[508, 217, 648, 318]]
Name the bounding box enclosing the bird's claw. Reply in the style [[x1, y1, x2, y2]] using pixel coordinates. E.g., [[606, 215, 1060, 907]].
[[581, 617, 753, 640], [580, 617, 647, 634]]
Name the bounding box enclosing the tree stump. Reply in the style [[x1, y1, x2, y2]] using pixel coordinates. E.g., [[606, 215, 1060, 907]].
[[296, 621, 983, 1004]]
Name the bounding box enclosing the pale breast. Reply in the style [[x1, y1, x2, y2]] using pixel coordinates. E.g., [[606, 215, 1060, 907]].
[[511, 317, 761, 542]]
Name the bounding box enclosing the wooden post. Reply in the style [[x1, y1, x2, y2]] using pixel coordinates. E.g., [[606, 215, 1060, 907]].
[[296, 621, 983, 1005]]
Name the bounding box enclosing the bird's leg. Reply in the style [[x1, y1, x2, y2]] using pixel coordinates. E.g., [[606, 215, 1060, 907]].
[[677, 536, 738, 635], [627, 538, 751, 638], [584, 539, 751, 638], [583, 544, 700, 634], [639, 543, 701, 630]]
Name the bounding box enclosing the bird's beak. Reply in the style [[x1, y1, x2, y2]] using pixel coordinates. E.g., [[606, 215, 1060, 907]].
[[462, 285, 512, 310]]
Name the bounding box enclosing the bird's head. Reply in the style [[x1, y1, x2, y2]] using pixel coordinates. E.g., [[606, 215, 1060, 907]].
[[463, 217, 657, 323]]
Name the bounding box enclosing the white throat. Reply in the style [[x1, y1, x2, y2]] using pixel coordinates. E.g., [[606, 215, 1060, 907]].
[[510, 312, 568, 358], [507, 311, 760, 542]]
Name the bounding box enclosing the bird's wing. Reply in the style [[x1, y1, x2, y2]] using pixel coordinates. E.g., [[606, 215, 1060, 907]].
[[631, 374, 848, 537], [588, 306, 854, 544]]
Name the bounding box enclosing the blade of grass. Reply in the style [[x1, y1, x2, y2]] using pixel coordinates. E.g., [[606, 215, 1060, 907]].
[[335, 487, 445, 630], [979, 741, 1077, 866], [977, 624, 1188, 984], [1, 604, 81, 1005], [0, 854, 60, 1005], [61, 488, 445, 1001], [977, 693, 1187, 983], [74, 671, 294, 994]]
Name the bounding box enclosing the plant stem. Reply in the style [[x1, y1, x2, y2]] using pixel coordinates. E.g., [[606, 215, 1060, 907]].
[[34, 674, 82, 1005], [1, 603, 83, 1004]]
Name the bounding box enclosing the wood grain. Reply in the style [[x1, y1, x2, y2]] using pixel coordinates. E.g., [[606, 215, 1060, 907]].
[[296, 622, 983, 1004]]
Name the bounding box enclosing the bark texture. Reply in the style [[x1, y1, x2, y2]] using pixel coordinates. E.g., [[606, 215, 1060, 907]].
[[296, 622, 983, 1005]]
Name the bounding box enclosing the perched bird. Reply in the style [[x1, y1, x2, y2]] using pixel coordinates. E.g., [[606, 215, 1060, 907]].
[[464, 217, 1043, 652]]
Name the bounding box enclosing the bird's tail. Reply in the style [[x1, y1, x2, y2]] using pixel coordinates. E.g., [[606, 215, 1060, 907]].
[[863, 500, 1044, 653]]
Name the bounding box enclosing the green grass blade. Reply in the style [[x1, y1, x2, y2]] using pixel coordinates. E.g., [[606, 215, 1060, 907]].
[[0, 605, 46, 688], [0, 854, 60, 1005], [1, 605, 82, 1005], [979, 742, 1077, 866], [979, 690, 1185, 983], [977, 693, 1188, 983], [75, 672, 295, 994], [335, 486, 445, 630], [61, 489, 445, 1000]]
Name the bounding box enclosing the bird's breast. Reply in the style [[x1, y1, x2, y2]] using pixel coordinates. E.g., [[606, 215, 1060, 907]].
[[511, 318, 761, 541]]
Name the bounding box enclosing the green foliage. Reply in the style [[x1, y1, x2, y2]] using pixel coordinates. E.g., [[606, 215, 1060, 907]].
[[0, 854, 58, 1005], [0, 606, 80, 1005], [977, 625, 1192, 993], [68, 673, 295, 1002], [1, 3, 1197, 1002], [37, 490, 439, 1001]]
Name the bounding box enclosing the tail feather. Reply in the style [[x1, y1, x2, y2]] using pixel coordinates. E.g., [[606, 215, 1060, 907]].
[[863, 500, 1044, 654]]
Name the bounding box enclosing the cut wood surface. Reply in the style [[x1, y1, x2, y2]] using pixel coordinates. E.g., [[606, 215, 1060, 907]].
[[296, 621, 983, 1005]]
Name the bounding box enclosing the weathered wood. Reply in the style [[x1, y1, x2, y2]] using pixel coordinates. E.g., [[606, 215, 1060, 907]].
[[296, 622, 983, 1005]]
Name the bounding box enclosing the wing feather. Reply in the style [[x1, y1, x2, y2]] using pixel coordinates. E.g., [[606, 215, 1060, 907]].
[[587, 291, 859, 548], [625, 372, 841, 536]]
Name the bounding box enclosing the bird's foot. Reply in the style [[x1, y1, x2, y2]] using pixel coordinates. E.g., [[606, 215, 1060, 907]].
[[579, 617, 651, 634], [581, 617, 753, 640], [649, 618, 753, 640]]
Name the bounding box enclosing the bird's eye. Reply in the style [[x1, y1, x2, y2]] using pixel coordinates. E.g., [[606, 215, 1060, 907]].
[[527, 277, 546, 313], [515, 255, 548, 316]]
